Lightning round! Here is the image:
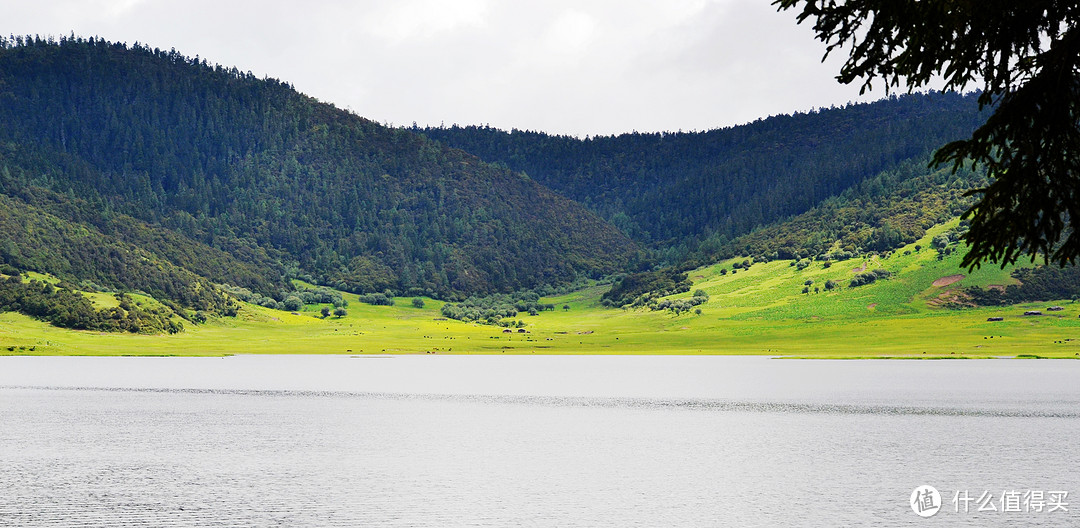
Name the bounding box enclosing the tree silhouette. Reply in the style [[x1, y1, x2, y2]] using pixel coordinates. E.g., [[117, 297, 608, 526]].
[[775, 0, 1080, 269]]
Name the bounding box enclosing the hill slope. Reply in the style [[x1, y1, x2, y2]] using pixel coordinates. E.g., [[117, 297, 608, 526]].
[[0, 36, 637, 305], [419, 92, 988, 258]]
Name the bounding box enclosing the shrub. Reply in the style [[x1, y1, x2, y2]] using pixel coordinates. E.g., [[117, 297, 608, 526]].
[[283, 296, 303, 312], [850, 269, 891, 287]]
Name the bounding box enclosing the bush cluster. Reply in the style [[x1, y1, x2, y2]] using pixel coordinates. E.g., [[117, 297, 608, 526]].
[[440, 290, 555, 324], [0, 275, 182, 333], [357, 292, 395, 306], [850, 269, 892, 287], [648, 289, 709, 315]]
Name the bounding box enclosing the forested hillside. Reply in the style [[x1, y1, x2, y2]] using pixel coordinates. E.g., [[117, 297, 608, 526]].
[[419, 93, 988, 260], [713, 157, 987, 263], [0, 36, 637, 307]]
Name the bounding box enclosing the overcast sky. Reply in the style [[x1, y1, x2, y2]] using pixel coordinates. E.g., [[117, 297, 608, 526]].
[[4, 0, 892, 136]]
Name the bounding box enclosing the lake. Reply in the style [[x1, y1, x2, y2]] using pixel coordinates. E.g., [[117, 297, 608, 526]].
[[1, 355, 1077, 527]]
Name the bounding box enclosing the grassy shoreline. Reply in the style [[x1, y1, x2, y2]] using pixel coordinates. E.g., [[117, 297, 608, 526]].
[[3, 225, 1079, 358], [2, 299, 1077, 358]]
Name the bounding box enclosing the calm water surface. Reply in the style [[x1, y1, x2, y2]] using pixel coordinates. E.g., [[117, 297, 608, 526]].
[[0, 355, 1077, 527]]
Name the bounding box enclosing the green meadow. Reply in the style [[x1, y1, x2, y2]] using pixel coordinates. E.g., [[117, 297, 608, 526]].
[[2, 223, 1079, 358]]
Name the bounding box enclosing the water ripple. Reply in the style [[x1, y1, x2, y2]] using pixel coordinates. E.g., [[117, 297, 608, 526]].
[[2, 384, 1075, 419]]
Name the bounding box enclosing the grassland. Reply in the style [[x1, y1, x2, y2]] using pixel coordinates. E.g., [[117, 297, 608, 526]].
[[2, 223, 1078, 358]]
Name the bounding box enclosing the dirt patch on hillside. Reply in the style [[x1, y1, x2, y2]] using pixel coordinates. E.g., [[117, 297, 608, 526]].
[[927, 289, 975, 308], [932, 274, 965, 287], [853, 264, 866, 273], [987, 284, 1006, 292]]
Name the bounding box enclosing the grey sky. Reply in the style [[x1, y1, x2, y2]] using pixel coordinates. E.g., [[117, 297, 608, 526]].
[[4, 0, 890, 136]]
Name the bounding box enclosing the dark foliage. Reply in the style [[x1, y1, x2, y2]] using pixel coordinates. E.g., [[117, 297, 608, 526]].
[[600, 269, 692, 308]]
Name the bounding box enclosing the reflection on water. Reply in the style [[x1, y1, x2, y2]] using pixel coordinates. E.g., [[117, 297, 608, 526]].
[[1, 356, 1077, 527]]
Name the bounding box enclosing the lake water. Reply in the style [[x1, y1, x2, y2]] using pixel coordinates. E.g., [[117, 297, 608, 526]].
[[0, 355, 1077, 527]]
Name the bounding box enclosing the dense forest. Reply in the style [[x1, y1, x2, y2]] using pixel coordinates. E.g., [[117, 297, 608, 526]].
[[0, 36, 637, 307], [419, 92, 988, 261]]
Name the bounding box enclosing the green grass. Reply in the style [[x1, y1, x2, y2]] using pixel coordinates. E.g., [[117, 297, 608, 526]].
[[2, 226, 1079, 358]]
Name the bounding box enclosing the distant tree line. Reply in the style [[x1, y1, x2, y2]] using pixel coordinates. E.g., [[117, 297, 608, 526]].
[[965, 266, 1080, 306], [222, 284, 347, 312], [440, 290, 556, 325]]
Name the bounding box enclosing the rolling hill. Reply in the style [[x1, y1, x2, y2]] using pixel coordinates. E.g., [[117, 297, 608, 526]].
[[0, 36, 637, 311]]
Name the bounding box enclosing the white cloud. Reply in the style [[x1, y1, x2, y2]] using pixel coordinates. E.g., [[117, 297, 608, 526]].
[[102, 0, 147, 17], [362, 0, 489, 43], [542, 9, 595, 57]]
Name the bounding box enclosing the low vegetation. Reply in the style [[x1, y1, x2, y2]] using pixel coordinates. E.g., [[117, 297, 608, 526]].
[[3, 220, 1078, 358], [0, 271, 182, 334]]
